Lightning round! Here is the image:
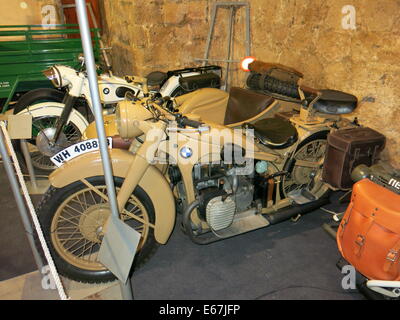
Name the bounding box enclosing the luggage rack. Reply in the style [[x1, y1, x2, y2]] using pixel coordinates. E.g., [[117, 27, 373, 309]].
[[167, 65, 222, 78]]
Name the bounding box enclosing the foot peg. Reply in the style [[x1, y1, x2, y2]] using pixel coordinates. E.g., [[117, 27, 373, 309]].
[[287, 188, 316, 205]]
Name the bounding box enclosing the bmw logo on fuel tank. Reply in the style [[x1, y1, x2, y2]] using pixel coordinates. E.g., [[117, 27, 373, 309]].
[[180, 146, 193, 159]]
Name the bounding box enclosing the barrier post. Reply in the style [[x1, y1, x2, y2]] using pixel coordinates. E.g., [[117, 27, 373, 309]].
[[75, 0, 134, 300]]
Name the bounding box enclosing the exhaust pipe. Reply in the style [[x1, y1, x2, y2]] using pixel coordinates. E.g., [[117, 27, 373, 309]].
[[182, 200, 222, 245], [183, 197, 330, 244], [265, 197, 330, 225]]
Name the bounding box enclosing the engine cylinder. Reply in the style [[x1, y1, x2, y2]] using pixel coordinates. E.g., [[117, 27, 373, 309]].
[[206, 195, 236, 231]]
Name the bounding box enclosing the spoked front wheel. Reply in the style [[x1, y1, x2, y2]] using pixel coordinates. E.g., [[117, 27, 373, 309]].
[[14, 115, 83, 174], [32, 116, 82, 171], [37, 176, 157, 283]]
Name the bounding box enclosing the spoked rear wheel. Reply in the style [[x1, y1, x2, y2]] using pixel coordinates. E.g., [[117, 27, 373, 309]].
[[38, 176, 157, 283], [281, 131, 330, 200]]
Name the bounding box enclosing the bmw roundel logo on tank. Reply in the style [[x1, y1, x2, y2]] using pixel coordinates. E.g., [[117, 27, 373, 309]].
[[180, 146, 193, 159]]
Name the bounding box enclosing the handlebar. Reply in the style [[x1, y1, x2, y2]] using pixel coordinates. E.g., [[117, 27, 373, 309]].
[[140, 96, 204, 129], [178, 116, 203, 128]]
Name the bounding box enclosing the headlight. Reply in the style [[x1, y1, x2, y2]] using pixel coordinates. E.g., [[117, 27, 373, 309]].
[[43, 67, 62, 88], [240, 56, 256, 72], [116, 100, 152, 139], [351, 164, 371, 183]]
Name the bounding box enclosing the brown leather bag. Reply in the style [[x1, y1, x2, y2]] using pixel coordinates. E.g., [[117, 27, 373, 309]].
[[322, 127, 386, 189], [337, 179, 400, 281]]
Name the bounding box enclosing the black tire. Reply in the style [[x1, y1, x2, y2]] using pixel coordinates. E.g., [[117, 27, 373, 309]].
[[37, 176, 158, 283], [13, 88, 65, 115], [280, 130, 331, 199]]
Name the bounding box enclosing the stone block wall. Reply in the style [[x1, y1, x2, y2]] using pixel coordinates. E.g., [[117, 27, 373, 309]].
[[0, 0, 59, 26], [100, 0, 399, 166]]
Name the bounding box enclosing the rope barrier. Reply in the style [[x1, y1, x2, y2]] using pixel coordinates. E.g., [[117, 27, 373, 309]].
[[0, 121, 69, 300]]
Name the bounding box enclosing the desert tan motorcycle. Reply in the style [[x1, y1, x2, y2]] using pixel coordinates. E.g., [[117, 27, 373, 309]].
[[37, 61, 359, 283]]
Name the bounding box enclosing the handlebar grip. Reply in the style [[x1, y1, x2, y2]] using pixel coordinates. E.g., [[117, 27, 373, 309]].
[[180, 117, 202, 128]]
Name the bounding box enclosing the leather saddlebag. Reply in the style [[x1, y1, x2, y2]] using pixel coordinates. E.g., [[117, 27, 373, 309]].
[[322, 127, 385, 189], [337, 179, 400, 281]]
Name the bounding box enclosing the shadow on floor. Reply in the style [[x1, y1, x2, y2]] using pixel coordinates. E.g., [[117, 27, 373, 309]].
[[0, 164, 40, 281], [132, 208, 363, 300]]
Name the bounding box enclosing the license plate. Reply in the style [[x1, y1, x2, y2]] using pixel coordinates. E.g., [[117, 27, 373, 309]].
[[50, 138, 113, 167]]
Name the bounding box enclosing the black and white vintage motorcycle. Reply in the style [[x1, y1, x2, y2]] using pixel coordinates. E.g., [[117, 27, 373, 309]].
[[13, 56, 221, 172]]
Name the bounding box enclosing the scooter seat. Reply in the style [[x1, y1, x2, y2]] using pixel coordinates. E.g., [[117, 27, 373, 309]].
[[146, 71, 168, 86], [313, 89, 357, 115], [248, 117, 298, 149]]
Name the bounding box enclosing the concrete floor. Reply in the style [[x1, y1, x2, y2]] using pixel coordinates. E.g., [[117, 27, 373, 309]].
[[132, 210, 363, 300], [0, 271, 121, 300], [0, 162, 363, 300], [0, 162, 44, 281], [0, 162, 122, 299]]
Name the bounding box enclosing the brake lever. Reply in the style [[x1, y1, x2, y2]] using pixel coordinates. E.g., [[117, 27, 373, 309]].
[[154, 96, 171, 106]]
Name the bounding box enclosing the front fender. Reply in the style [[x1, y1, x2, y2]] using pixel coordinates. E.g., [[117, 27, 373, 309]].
[[17, 102, 89, 134], [49, 149, 176, 244]]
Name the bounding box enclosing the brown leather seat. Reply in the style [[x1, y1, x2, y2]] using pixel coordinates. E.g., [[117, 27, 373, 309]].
[[224, 87, 275, 125]]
